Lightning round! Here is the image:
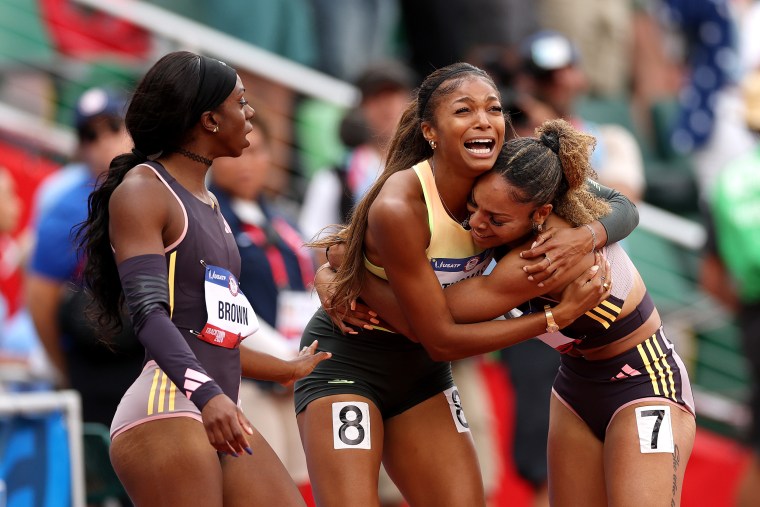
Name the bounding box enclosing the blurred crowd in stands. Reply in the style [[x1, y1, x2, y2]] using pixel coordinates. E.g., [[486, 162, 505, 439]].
[[2, 0, 760, 506]]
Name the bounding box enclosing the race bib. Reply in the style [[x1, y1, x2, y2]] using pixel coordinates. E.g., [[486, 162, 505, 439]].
[[635, 405, 674, 454], [198, 264, 259, 348], [445, 386, 470, 433], [332, 401, 371, 450]]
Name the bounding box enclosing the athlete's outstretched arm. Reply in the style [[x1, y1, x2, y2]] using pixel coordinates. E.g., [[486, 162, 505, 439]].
[[240, 340, 331, 386]]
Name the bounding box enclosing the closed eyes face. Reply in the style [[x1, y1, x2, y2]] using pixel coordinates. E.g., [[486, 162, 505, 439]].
[[466, 172, 537, 249]]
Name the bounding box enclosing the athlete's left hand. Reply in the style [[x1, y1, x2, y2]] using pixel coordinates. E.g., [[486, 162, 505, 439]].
[[519, 226, 592, 286], [280, 340, 332, 387], [201, 393, 254, 457]]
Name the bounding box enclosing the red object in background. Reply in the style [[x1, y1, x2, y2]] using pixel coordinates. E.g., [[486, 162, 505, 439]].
[[681, 428, 751, 507], [483, 360, 536, 506], [387, 359, 753, 507], [483, 361, 750, 507], [39, 0, 150, 59], [0, 139, 58, 316]]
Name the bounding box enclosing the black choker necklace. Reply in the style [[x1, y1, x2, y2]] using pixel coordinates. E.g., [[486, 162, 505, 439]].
[[176, 148, 213, 167]]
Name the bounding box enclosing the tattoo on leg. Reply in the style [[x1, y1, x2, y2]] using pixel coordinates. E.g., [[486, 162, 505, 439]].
[[671, 444, 681, 507]]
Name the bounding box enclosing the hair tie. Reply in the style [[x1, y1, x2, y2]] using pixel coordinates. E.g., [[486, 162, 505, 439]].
[[540, 132, 560, 154], [131, 148, 148, 161]]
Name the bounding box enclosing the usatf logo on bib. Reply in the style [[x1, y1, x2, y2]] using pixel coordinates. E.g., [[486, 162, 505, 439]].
[[432, 249, 491, 288], [228, 275, 239, 296], [465, 256, 481, 272]]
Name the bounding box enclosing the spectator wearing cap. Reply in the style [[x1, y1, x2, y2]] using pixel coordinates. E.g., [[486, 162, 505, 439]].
[[535, 0, 633, 98], [299, 59, 417, 243], [516, 29, 646, 203], [24, 87, 143, 426]]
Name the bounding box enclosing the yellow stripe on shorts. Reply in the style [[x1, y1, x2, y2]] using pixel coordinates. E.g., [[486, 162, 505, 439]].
[[637, 339, 660, 396], [652, 337, 677, 402], [169, 382, 176, 411], [147, 368, 161, 416], [157, 372, 168, 413], [645, 338, 670, 399]]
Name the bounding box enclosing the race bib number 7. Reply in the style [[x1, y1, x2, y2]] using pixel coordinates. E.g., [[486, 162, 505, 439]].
[[635, 405, 674, 453]]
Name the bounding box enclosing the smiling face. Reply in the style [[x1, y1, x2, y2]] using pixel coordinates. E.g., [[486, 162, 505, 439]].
[[422, 76, 505, 175], [467, 171, 551, 249]]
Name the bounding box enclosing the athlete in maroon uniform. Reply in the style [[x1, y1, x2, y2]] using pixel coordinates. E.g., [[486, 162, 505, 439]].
[[77, 51, 329, 507]]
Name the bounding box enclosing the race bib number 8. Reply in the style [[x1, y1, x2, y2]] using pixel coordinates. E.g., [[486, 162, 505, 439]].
[[332, 401, 371, 450], [635, 405, 674, 454], [445, 386, 470, 433]]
